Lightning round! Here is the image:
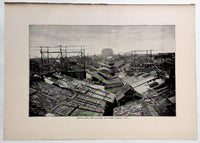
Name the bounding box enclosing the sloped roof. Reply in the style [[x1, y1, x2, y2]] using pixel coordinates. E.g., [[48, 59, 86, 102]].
[[115, 85, 131, 101], [120, 72, 157, 89]]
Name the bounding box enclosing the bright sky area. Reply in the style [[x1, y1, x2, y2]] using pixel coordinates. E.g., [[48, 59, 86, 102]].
[[30, 25, 175, 58]]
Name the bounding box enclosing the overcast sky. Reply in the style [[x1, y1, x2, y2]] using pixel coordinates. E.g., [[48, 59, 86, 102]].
[[30, 25, 175, 57]]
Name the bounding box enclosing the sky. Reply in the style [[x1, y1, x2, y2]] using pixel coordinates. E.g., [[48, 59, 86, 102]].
[[30, 25, 175, 58]]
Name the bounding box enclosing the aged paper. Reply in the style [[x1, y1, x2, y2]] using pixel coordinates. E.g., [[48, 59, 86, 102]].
[[4, 3, 196, 140]]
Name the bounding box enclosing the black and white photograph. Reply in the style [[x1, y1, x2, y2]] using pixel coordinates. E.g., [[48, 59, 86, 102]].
[[29, 25, 176, 117]]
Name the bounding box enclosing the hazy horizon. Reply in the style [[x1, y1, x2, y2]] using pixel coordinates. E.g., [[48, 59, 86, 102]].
[[30, 25, 175, 58]]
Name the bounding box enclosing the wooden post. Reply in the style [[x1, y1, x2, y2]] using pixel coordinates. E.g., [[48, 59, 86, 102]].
[[40, 46, 43, 75], [47, 47, 49, 64]]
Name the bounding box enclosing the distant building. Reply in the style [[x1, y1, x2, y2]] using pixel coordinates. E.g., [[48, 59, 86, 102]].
[[101, 48, 113, 58]]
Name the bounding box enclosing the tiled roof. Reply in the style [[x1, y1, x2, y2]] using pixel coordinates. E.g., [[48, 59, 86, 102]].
[[30, 74, 116, 116]]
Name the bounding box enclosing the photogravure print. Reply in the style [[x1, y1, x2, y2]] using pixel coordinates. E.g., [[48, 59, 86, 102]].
[[29, 25, 175, 117]]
